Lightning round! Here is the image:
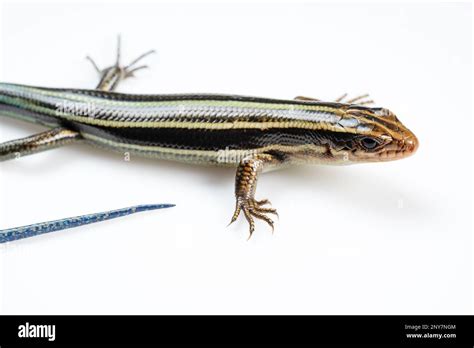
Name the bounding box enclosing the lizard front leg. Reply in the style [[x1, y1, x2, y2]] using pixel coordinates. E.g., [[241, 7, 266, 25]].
[[295, 94, 374, 105], [229, 153, 281, 239]]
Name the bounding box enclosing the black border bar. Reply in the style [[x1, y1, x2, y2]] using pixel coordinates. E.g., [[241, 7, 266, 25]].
[[0, 315, 472, 346]]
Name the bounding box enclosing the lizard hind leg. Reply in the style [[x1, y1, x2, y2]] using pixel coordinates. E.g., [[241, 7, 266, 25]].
[[0, 127, 81, 162], [86, 35, 156, 91]]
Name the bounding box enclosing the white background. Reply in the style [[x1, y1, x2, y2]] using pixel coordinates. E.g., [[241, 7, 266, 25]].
[[0, 1, 472, 314]]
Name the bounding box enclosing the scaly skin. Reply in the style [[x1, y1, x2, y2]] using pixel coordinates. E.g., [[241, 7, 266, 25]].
[[0, 37, 418, 238]]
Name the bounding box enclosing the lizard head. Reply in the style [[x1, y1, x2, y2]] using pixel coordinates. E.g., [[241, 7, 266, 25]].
[[329, 106, 418, 163]]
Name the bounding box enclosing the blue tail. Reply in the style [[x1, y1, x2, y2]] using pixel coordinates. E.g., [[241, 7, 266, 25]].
[[0, 204, 175, 243]]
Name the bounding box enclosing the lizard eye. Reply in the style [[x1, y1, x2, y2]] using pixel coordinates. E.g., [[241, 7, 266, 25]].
[[359, 137, 379, 150]]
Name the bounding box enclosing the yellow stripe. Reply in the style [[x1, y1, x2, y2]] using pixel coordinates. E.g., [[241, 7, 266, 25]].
[[13, 85, 345, 112], [63, 116, 365, 133]]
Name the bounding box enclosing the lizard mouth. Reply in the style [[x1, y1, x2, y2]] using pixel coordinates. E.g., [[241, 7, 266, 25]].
[[376, 132, 419, 161]]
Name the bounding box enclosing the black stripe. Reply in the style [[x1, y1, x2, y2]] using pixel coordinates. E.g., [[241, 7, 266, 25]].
[[76, 123, 357, 151]]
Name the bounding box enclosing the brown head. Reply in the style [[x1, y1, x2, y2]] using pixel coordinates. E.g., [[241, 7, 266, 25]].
[[335, 106, 419, 163]]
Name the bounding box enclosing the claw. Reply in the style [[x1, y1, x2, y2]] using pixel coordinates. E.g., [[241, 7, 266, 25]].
[[335, 93, 348, 102], [229, 197, 278, 238], [125, 65, 149, 78], [250, 211, 274, 233], [255, 206, 279, 218], [346, 94, 370, 104], [336, 93, 375, 106], [85, 56, 101, 74], [125, 50, 156, 71], [242, 207, 255, 240], [228, 201, 242, 226], [256, 199, 271, 206]]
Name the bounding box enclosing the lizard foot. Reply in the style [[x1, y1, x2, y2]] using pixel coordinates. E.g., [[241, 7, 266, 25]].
[[335, 93, 375, 106], [229, 197, 278, 239]]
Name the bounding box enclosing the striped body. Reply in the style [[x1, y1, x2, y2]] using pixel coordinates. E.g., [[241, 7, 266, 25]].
[[0, 83, 417, 167], [0, 37, 420, 239]]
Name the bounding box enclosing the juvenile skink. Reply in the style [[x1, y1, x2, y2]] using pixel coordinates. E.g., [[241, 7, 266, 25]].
[[0, 37, 418, 238]]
